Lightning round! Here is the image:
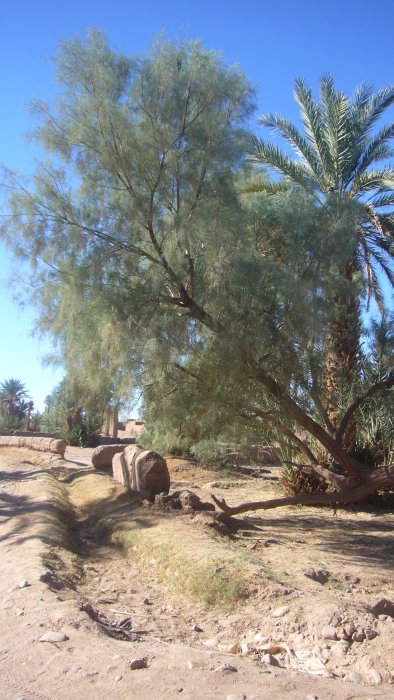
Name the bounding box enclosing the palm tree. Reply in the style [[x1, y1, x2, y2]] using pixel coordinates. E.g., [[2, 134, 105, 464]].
[[0, 378, 30, 420], [249, 76, 394, 449]]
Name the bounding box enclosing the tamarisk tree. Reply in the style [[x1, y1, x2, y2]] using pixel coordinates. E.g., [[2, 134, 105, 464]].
[[2, 32, 393, 518]]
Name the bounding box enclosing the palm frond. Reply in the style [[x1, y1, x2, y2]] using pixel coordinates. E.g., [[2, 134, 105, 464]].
[[369, 264, 386, 317], [294, 78, 333, 179], [371, 191, 394, 209], [352, 167, 394, 194], [369, 247, 394, 287], [319, 74, 353, 187], [359, 85, 394, 134], [350, 121, 394, 183], [240, 175, 290, 195], [247, 134, 319, 197], [258, 113, 323, 177]]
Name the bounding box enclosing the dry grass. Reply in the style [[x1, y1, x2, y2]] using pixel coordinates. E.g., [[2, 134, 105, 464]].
[[65, 470, 261, 608]]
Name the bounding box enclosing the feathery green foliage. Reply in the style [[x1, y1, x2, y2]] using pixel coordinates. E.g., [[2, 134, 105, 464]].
[[1, 35, 394, 507]]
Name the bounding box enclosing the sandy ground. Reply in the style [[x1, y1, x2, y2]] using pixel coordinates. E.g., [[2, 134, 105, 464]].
[[0, 446, 393, 700]]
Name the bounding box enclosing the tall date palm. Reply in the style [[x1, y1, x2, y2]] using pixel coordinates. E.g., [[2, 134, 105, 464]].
[[249, 76, 394, 449]]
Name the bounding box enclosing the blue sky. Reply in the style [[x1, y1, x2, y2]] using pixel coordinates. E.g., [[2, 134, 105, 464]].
[[1, 0, 393, 411]]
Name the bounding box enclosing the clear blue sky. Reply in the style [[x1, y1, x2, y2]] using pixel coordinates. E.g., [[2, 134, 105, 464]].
[[1, 0, 393, 411]]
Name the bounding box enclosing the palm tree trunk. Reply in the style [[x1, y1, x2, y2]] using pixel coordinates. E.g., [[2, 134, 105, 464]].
[[323, 260, 360, 453]]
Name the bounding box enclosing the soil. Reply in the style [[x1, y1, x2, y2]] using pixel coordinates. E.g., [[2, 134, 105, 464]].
[[0, 445, 393, 700]]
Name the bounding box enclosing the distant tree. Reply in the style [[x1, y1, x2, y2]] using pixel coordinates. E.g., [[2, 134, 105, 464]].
[[0, 378, 31, 427], [44, 379, 103, 446]]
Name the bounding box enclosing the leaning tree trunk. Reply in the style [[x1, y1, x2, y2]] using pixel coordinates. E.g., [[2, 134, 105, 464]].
[[211, 462, 394, 520], [323, 260, 361, 454]]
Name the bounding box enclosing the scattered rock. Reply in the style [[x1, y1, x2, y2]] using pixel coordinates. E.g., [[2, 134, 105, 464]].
[[143, 597, 153, 605], [344, 622, 356, 637], [186, 660, 195, 670], [261, 653, 280, 666], [214, 663, 237, 673], [227, 642, 241, 654], [346, 672, 362, 683], [306, 696, 318, 700], [155, 489, 215, 512], [226, 694, 246, 700], [18, 580, 29, 588], [191, 624, 203, 632], [364, 628, 378, 640], [368, 669, 382, 685], [128, 657, 149, 670], [352, 629, 365, 642], [369, 598, 394, 618], [304, 569, 330, 584], [39, 631, 69, 643], [336, 627, 350, 641], [321, 625, 337, 641], [114, 675, 122, 682], [272, 605, 289, 618]]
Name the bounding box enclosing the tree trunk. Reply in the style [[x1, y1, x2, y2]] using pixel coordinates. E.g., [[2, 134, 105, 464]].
[[323, 260, 360, 453], [211, 462, 394, 519]]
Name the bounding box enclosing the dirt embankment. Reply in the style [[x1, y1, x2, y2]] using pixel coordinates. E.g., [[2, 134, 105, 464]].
[[0, 446, 393, 699]]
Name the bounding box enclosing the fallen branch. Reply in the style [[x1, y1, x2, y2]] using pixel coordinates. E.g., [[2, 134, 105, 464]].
[[211, 463, 394, 519]]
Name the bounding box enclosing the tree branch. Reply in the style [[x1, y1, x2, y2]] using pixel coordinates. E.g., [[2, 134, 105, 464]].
[[211, 462, 394, 518]]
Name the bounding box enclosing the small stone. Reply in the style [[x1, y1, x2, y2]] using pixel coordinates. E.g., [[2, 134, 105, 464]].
[[16, 610, 24, 617], [352, 629, 365, 642], [304, 569, 329, 584], [226, 695, 246, 700], [321, 625, 337, 640], [364, 628, 378, 640], [128, 657, 148, 670], [344, 623, 356, 637], [347, 672, 362, 683], [106, 664, 117, 673], [143, 598, 153, 605], [69, 665, 81, 673], [214, 663, 237, 673], [368, 669, 382, 685], [187, 660, 195, 670], [114, 675, 122, 682], [18, 580, 29, 589], [337, 628, 350, 641], [227, 642, 241, 654], [272, 605, 289, 618], [262, 654, 280, 666], [191, 624, 203, 632], [39, 631, 69, 643], [306, 696, 318, 700]]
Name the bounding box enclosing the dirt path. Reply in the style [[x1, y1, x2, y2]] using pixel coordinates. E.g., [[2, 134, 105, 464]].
[[0, 447, 393, 699]]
